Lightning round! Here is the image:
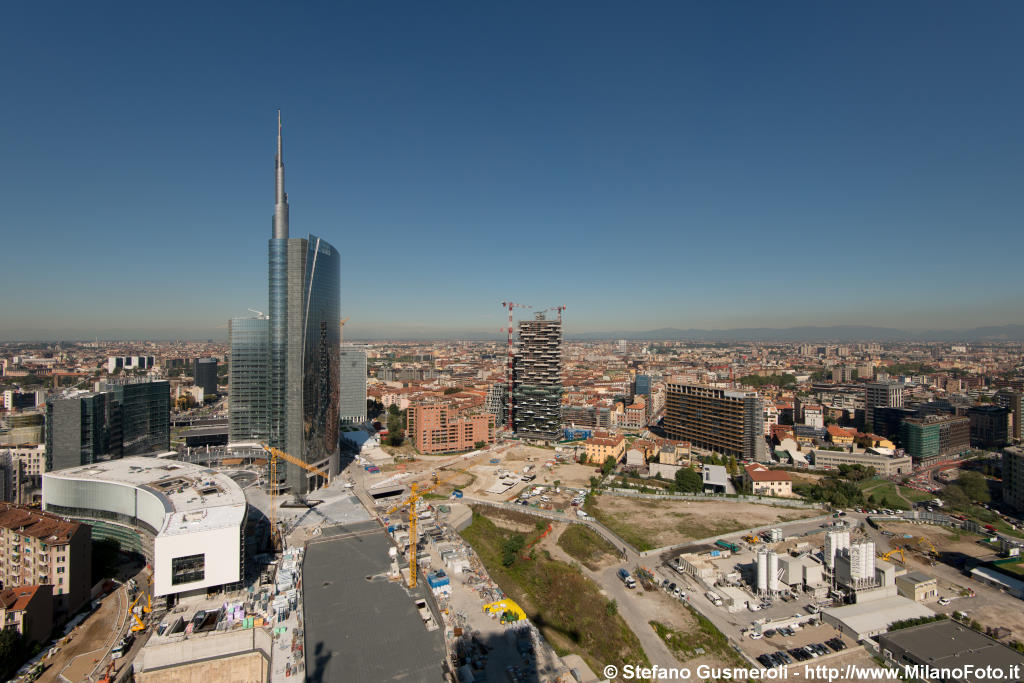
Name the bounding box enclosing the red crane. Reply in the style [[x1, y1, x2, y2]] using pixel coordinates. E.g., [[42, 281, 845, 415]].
[[501, 301, 531, 432]]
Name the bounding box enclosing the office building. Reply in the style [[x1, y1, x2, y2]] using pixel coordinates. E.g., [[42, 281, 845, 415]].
[[0, 503, 91, 620], [900, 415, 970, 465], [513, 313, 563, 441], [406, 404, 494, 454], [339, 346, 367, 424], [228, 113, 341, 493], [46, 380, 170, 471], [968, 405, 1011, 449], [995, 389, 1022, 443], [2, 390, 41, 411], [43, 457, 246, 598], [872, 406, 918, 443], [1003, 446, 1024, 512], [193, 358, 218, 397], [865, 382, 903, 430], [811, 449, 913, 477], [664, 383, 765, 460], [45, 391, 120, 471], [95, 379, 170, 456], [228, 316, 270, 443], [561, 403, 611, 429]]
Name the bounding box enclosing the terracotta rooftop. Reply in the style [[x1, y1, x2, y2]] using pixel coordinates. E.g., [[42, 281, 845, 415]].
[[744, 463, 792, 483], [0, 503, 80, 543], [0, 585, 45, 612]]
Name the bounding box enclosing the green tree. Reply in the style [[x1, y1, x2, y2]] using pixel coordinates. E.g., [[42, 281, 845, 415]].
[[474, 441, 486, 450], [727, 456, 739, 476], [602, 458, 616, 476], [501, 534, 526, 567], [0, 628, 26, 680], [956, 471, 991, 503], [674, 467, 703, 493]]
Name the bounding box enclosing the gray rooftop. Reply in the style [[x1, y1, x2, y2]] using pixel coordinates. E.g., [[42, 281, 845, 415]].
[[303, 521, 446, 682], [878, 620, 1024, 683]]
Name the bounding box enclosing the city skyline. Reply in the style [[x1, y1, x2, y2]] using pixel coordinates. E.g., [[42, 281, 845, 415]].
[[3, 2, 1023, 340]]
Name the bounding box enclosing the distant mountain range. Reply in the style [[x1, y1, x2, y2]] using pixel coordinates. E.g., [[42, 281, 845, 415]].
[[563, 324, 1024, 343]]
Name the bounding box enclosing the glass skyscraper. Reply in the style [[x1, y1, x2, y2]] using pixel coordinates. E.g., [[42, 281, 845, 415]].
[[228, 112, 340, 494], [339, 346, 367, 424], [228, 317, 270, 443]]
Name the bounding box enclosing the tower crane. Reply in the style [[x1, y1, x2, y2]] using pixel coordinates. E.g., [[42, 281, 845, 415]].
[[339, 317, 350, 343], [259, 444, 332, 548], [501, 302, 531, 432], [386, 470, 463, 588]]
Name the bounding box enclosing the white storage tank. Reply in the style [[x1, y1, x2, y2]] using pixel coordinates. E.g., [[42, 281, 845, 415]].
[[767, 551, 780, 593], [756, 549, 769, 593]]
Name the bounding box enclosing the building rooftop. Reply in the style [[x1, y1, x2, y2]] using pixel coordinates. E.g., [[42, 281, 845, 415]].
[[0, 585, 46, 612], [302, 522, 445, 682], [0, 503, 81, 543], [45, 457, 246, 536], [744, 463, 791, 482], [822, 596, 933, 638], [878, 619, 1024, 683]]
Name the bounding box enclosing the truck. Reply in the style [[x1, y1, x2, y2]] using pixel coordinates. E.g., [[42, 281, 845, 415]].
[[705, 591, 723, 606], [715, 539, 740, 553], [617, 568, 636, 589]]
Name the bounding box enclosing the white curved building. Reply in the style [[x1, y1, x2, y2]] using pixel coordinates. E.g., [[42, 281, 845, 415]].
[[43, 457, 247, 597]]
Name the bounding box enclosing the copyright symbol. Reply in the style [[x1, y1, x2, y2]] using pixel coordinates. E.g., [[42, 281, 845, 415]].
[[603, 664, 618, 679]]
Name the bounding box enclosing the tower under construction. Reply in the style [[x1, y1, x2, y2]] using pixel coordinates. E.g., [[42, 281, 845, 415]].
[[513, 312, 563, 441]]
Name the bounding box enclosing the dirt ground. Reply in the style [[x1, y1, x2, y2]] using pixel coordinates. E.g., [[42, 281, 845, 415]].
[[37, 587, 127, 683], [644, 591, 741, 671], [588, 496, 821, 550], [877, 521, 994, 561]]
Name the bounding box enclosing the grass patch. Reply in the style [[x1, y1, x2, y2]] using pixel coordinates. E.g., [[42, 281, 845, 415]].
[[858, 480, 934, 505], [461, 508, 649, 674], [583, 497, 656, 551], [557, 525, 618, 570], [651, 610, 744, 666]]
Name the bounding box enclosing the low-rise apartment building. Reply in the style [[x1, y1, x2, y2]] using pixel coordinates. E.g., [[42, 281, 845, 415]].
[[0, 584, 53, 644], [407, 404, 495, 454], [0, 503, 91, 620], [743, 463, 794, 497], [584, 431, 627, 465]]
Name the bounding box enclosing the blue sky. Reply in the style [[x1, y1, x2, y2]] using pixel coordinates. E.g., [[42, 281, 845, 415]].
[[2, 1, 1022, 340]]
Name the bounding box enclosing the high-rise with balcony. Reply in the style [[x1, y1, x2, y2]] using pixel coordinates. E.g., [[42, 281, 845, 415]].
[[228, 113, 340, 494], [513, 313, 562, 441]]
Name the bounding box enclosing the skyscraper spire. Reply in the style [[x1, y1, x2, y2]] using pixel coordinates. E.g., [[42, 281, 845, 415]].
[[273, 109, 289, 239]]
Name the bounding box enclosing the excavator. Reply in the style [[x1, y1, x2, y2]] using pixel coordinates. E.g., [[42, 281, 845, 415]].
[[878, 548, 906, 564]]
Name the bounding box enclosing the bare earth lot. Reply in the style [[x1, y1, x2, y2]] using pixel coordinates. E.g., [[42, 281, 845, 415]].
[[586, 496, 820, 551]]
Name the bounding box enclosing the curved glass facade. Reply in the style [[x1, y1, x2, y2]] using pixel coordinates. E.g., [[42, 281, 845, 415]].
[[300, 235, 340, 476]]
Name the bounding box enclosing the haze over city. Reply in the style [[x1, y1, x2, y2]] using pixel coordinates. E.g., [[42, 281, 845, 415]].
[[3, 1, 1023, 341]]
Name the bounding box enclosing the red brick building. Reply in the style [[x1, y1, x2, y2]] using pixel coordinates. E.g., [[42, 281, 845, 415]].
[[407, 404, 495, 454]]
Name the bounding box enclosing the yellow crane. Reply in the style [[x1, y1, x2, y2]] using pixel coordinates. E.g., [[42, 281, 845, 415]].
[[339, 317, 350, 343], [878, 548, 905, 564], [386, 470, 462, 588], [259, 444, 332, 548], [918, 536, 939, 558]]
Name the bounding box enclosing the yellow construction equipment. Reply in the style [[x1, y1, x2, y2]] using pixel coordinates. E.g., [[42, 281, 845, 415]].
[[743, 535, 760, 544], [128, 593, 147, 632], [878, 548, 905, 564], [339, 318, 350, 343], [918, 536, 939, 558], [386, 470, 462, 588], [259, 444, 332, 548], [483, 599, 527, 623]]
